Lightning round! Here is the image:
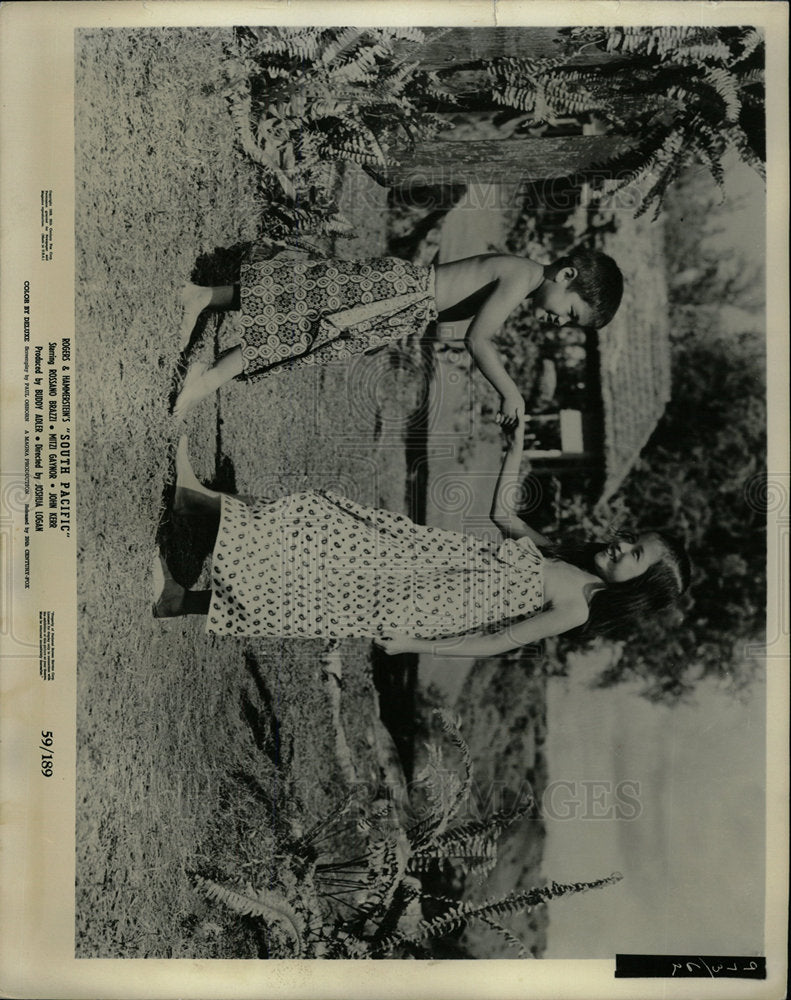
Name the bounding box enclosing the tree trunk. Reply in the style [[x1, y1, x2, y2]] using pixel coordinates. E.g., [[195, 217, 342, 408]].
[[385, 133, 634, 187]]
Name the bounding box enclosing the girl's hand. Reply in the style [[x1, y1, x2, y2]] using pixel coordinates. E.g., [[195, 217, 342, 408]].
[[502, 409, 527, 449], [496, 391, 526, 431], [373, 633, 415, 656]]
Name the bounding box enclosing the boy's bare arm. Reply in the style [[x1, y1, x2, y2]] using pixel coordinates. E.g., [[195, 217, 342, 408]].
[[464, 257, 542, 426]]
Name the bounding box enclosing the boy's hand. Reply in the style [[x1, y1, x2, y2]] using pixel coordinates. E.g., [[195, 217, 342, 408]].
[[496, 391, 526, 431]]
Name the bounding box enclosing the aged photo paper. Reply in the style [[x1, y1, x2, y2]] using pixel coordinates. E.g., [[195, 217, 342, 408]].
[[1, 1, 788, 997]]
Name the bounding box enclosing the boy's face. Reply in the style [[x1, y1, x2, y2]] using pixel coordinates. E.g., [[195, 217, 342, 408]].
[[534, 268, 595, 328]]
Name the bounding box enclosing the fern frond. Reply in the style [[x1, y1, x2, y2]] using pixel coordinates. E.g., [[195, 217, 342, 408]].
[[737, 68, 765, 88], [666, 82, 705, 110], [364, 836, 407, 906], [329, 41, 388, 84], [432, 709, 473, 822], [738, 27, 764, 61], [654, 27, 719, 59], [727, 125, 766, 180], [701, 66, 742, 122], [633, 128, 688, 219], [245, 26, 325, 61], [408, 794, 534, 880], [376, 871, 623, 953], [675, 40, 733, 65], [276, 27, 326, 60], [413, 795, 534, 858], [322, 131, 386, 167], [478, 915, 530, 958], [374, 26, 426, 45], [410, 851, 498, 880], [317, 27, 368, 67], [228, 89, 297, 198], [693, 135, 727, 192], [494, 85, 537, 114], [377, 59, 421, 94], [367, 877, 421, 953], [194, 875, 304, 953], [307, 96, 351, 119]]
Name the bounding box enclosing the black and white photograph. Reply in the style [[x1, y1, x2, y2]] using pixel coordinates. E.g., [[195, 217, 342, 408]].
[[0, 2, 788, 997]]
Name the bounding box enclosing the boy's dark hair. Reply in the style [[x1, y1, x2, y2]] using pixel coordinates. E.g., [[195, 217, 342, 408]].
[[554, 248, 624, 328]]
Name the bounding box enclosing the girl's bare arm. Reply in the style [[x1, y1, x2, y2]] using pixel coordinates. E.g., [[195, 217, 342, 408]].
[[376, 600, 588, 658], [490, 414, 552, 548]]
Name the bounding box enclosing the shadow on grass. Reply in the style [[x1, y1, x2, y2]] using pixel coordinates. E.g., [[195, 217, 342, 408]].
[[240, 650, 294, 769], [192, 241, 255, 286], [155, 499, 216, 589], [370, 646, 418, 782], [154, 430, 239, 588]]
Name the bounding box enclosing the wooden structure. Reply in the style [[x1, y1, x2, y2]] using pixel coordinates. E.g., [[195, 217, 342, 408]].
[[387, 27, 629, 189], [399, 28, 671, 505], [386, 134, 634, 188], [527, 282, 671, 506], [404, 26, 621, 70], [597, 294, 671, 505]]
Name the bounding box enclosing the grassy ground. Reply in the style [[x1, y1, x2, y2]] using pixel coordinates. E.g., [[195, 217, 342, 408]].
[[455, 659, 549, 957], [74, 28, 427, 958]]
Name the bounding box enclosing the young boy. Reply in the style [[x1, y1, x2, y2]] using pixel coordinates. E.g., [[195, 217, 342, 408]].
[[433, 248, 622, 430], [173, 248, 623, 423]]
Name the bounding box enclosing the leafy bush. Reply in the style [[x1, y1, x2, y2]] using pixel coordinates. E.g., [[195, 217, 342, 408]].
[[219, 27, 455, 240], [588, 327, 766, 703]]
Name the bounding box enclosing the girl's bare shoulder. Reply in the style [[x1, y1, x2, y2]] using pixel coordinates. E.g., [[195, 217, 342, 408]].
[[543, 558, 599, 610]]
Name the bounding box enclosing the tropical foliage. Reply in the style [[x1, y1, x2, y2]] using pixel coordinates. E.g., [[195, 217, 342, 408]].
[[485, 26, 765, 218], [194, 709, 621, 957], [220, 26, 453, 239], [222, 26, 765, 230], [556, 331, 766, 702]]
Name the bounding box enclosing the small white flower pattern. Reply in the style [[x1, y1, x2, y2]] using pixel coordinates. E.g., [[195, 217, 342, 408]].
[[238, 257, 436, 382], [206, 491, 544, 640]]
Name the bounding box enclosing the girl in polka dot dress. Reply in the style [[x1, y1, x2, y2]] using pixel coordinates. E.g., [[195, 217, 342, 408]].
[[154, 420, 690, 656]]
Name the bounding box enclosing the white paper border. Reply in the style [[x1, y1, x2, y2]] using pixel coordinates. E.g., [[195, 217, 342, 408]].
[[1, 2, 787, 998]]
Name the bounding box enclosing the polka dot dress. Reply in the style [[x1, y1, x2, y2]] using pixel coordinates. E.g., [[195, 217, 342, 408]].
[[206, 491, 544, 640], [237, 256, 436, 381]]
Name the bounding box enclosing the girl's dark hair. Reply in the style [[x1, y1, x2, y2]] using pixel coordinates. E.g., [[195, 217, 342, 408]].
[[547, 532, 691, 641]]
